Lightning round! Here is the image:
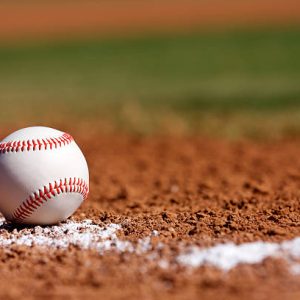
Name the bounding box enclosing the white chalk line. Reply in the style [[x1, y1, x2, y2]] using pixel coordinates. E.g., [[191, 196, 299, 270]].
[[177, 239, 300, 273], [1, 217, 300, 274]]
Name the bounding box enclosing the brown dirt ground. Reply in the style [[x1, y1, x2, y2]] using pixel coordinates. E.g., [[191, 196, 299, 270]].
[[0, 0, 300, 42], [1, 125, 300, 299]]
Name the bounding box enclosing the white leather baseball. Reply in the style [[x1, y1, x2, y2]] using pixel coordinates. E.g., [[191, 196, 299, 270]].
[[0, 126, 89, 225]]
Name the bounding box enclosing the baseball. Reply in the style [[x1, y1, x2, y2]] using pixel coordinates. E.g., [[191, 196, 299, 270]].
[[0, 126, 89, 225]]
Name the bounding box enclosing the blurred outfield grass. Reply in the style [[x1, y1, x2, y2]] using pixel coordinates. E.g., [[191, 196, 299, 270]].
[[0, 28, 300, 138]]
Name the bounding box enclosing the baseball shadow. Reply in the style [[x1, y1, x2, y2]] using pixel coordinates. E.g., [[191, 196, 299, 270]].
[[0, 213, 68, 232], [0, 218, 45, 232]]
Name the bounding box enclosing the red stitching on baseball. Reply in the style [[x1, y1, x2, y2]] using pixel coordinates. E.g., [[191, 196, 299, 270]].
[[11, 177, 89, 223], [0, 133, 74, 154]]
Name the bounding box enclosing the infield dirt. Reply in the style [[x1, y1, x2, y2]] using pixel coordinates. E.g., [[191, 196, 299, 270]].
[[1, 127, 300, 299], [0, 0, 300, 42]]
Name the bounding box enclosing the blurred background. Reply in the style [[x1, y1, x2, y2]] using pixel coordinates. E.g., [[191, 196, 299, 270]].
[[0, 0, 300, 139]]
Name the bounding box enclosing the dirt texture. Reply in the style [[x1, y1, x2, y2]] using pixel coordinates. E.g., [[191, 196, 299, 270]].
[[1, 126, 300, 299], [0, 0, 300, 42]]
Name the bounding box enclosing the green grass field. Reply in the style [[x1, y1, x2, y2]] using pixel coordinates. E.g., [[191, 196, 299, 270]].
[[1, 28, 300, 138]]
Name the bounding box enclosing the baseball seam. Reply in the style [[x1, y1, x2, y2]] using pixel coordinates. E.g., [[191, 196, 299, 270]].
[[11, 177, 89, 223], [0, 133, 73, 154]]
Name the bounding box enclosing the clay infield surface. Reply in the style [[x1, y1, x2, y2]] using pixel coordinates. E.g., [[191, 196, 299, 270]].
[[1, 127, 300, 299], [0, 0, 300, 42]]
